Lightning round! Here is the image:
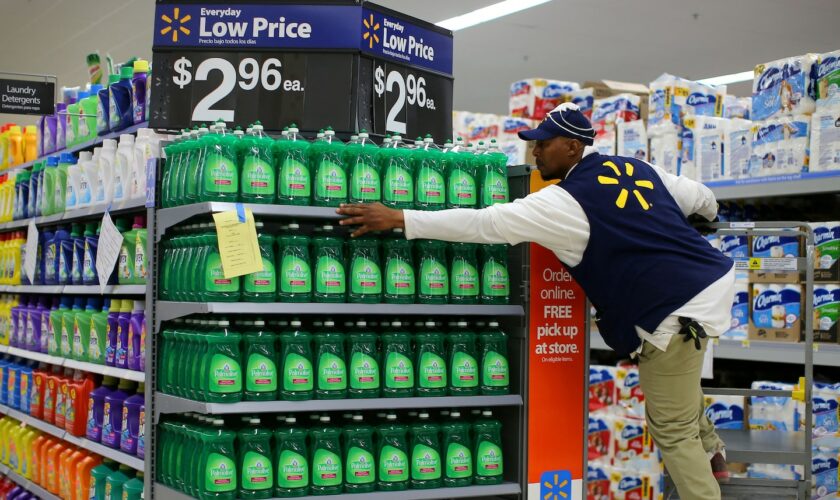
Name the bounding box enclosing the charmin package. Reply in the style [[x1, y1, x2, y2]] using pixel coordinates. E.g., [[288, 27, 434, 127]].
[[810, 222, 840, 270], [724, 95, 752, 119], [613, 417, 654, 462], [592, 94, 641, 127], [648, 73, 679, 134], [720, 235, 749, 258], [749, 381, 801, 431], [590, 365, 617, 412], [704, 395, 746, 429], [751, 115, 811, 176], [616, 120, 648, 161], [671, 77, 726, 124], [452, 111, 500, 142], [498, 116, 537, 142], [812, 447, 839, 500], [752, 284, 801, 329], [752, 54, 819, 121], [587, 463, 612, 500], [588, 412, 614, 461], [723, 119, 755, 180], [508, 78, 580, 120], [809, 107, 840, 172], [814, 285, 839, 332], [752, 233, 801, 257], [817, 50, 840, 108], [811, 382, 840, 437], [724, 282, 749, 340], [649, 132, 680, 176], [567, 88, 594, 119], [616, 362, 644, 418], [609, 465, 663, 500], [748, 463, 802, 481], [594, 124, 617, 156]]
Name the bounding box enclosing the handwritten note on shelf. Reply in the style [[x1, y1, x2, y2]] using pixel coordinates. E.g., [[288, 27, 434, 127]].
[[212, 206, 263, 279], [22, 221, 38, 283], [96, 212, 124, 293]]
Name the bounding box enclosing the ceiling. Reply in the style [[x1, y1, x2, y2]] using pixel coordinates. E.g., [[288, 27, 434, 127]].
[[1, 0, 838, 125]]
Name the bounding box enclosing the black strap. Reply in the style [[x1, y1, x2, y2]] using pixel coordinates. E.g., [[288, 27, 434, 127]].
[[677, 317, 707, 350]]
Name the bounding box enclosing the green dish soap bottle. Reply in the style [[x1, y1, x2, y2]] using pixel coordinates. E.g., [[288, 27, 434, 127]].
[[243, 320, 277, 401], [479, 321, 510, 395], [445, 137, 478, 208], [450, 242, 480, 304], [275, 124, 311, 206], [383, 229, 415, 304], [376, 413, 409, 491], [274, 416, 309, 497], [200, 419, 238, 499], [381, 321, 414, 397], [348, 320, 380, 398], [447, 321, 479, 396], [478, 139, 510, 208], [203, 320, 242, 403], [314, 320, 347, 399], [240, 121, 276, 204], [277, 224, 312, 303], [237, 418, 274, 499], [348, 130, 381, 203], [310, 415, 343, 495], [313, 127, 347, 207], [417, 239, 449, 304], [202, 224, 241, 302], [442, 410, 474, 487], [243, 222, 277, 302], [380, 134, 414, 208], [279, 320, 313, 401], [348, 237, 382, 304], [410, 412, 442, 489], [480, 244, 510, 304], [415, 321, 447, 396], [343, 415, 376, 492], [312, 225, 346, 303], [414, 134, 446, 210], [199, 120, 240, 202], [473, 410, 504, 485]]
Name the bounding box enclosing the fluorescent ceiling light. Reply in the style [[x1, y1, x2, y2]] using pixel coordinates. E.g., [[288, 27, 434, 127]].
[[697, 70, 753, 87], [436, 0, 552, 31]]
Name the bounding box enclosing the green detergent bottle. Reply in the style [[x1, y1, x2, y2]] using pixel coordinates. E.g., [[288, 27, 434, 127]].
[[90, 460, 116, 500], [376, 414, 409, 491], [73, 297, 98, 361], [312, 225, 346, 303], [383, 229, 415, 304], [410, 412, 442, 489], [450, 242, 480, 304], [105, 465, 133, 500], [381, 321, 414, 397], [478, 139, 510, 207], [279, 321, 313, 401], [122, 472, 144, 500], [343, 415, 376, 492], [312, 128, 347, 207], [203, 225, 241, 302], [243, 222, 277, 302], [442, 411, 474, 487], [89, 299, 110, 365], [203, 320, 243, 403], [200, 120, 240, 202], [275, 125, 311, 205], [314, 321, 347, 399], [181, 126, 207, 205], [277, 224, 312, 302], [380, 134, 414, 208], [243, 321, 277, 401], [481, 245, 510, 304], [417, 239, 449, 304], [200, 419, 238, 499], [473, 410, 504, 484], [274, 416, 309, 497], [238, 418, 274, 499], [160, 132, 185, 208], [348, 130, 381, 203], [240, 121, 276, 204], [348, 237, 382, 303], [414, 135, 446, 210], [348, 320, 380, 398], [415, 321, 447, 396], [446, 137, 478, 208], [479, 321, 510, 395], [310, 416, 343, 495], [447, 322, 479, 395]]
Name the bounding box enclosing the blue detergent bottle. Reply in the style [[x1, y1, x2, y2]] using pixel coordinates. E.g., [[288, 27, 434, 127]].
[[98, 75, 118, 135], [44, 226, 69, 286], [109, 66, 134, 132], [34, 229, 54, 285]]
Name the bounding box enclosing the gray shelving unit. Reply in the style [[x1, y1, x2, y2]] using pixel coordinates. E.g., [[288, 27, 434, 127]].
[[0, 462, 60, 500], [0, 345, 145, 382], [155, 483, 522, 500], [706, 171, 840, 200], [0, 284, 146, 295]]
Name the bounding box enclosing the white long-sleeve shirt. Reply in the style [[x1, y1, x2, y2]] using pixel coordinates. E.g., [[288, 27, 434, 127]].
[[404, 148, 735, 351]]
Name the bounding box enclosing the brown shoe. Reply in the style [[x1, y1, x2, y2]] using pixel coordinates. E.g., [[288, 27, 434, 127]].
[[711, 452, 730, 483]]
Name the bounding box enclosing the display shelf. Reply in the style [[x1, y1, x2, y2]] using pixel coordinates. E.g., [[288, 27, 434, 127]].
[[0, 462, 60, 500], [156, 301, 525, 324], [0, 284, 146, 294], [0, 402, 144, 471], [0, 197, 147, 231], [155, 482, 522, 500], [705, 170, 840, 200], [0, 345, 145, 382], [155, 393, 523, 418], [717, 429, 807, 465], [718, 477, 803, 498], [156, 202, 341, 240]]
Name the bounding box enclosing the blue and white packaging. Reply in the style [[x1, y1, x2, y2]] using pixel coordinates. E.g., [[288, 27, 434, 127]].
[[812, 447, 839, 499], [704, 395, 746, 429], [810, 222, 840, 270], [724, 282, 749, 340], [588, 412, 614, 461], [670, 78, 725, 125], [594, 124, 616, 156], [812, 383, 840, 437], [723, 119, 755, 180], [589, 365, 617, 411], [748, 463, 802, 481], [751, 116, 811, 176], [567, 88, 594, 120], [617, 120, 648, 161], [498, 116, 537, 142], [752, 284, 786, 329], [592, 94, 641, 126], [696, 120, 726, 182], [752, 54, 818, 121], [749, 381, 800, 431], [649, 132, 679, 176], [648, 73, 679, 134], [678, 116, 727, 181], [809, 107, 840, 173], [724, 95, 751, 120], [752, 234, 801, 258], [814, 285, 840, 333], [704, 234, 721, 251], [720, 235, 748, 259], [817, 49, 840, 108], [780, 284, 802, 328]]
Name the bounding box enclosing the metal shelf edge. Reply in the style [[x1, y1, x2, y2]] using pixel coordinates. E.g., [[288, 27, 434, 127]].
[[1, 347, 144, 382], [0, 462, 60, 500], [0, 198, 146, 232]]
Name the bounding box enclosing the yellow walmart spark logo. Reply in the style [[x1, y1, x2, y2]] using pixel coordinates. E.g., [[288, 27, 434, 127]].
[[541, 470, 571, 499], [362, 14, 381, 49], [598, 160, 654, 210], [160, 7, 192, 43]]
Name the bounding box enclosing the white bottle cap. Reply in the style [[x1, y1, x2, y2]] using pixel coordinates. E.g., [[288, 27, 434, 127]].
[[286, 417, 297, 424], [451, 411, 461, 418], [456, 321, 467, 327], [353, 415, 363, 422], [324, 320, 335, 327], [253, 320, 265, 327], [356, 320, 367, 327], [386, 414, 397, 421], [320, 416, 331, 423], [290, 320, 302, 327], [488, 321, 500, 327], [425, 321, 435, 327], [419, 412, 430, 419]]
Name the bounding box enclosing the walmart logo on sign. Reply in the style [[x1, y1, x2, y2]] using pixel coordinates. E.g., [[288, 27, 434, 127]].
[[160, 7, 192, 43]]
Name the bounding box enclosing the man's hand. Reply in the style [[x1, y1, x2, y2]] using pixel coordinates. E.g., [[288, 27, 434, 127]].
[[336, 203, 405, 238]]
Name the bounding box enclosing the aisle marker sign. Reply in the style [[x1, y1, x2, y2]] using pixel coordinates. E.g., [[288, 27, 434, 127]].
[[22, 221, 38, 284], [96, 213, 124, 293]]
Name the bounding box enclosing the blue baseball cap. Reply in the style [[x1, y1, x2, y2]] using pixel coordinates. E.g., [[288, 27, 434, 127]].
[[518, 102, 596, 145]]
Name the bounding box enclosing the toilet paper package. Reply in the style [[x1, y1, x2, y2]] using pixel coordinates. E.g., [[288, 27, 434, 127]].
[[751, 115, 811, 176], [648, 73, 680, 134], [587, 463, 612, 500], [509, 78, 580, 120], [752, 234, 801, 258], [617, 120, 648, 161], [809, 107, 840, 172], [724, 282, 749, 340], [814, 284, 839, 334], [588, 412, 615, 461], [616, 362, 644, 418], [678, 116, 727, 181], [594, 124, 616, 156], [452, 111, 500, 142], [567, 88, 594, 119], [649, 132, 680, 176], [724, 95, 751, 119], [811, 382, 840, 437], [748, 463, 802, 481], [609, 465, 663, 500], [720, 235, 748, 259], [613, 417, 654, 462], [671, 78, 726, 125], [817, 50, 840, 108], [499, 141, 528, 166], [752, 54, 819, 121], [751, 284, 801, 329], [811, 222, 840, 271], [703, 395, 746, 429], [498, 116, 537, 142], [704, 234, 721, 251], [812, 446, 839, 500], [723, 119, 755, 180], [695, 121, 726, 182], [590, 365, 617, 412], [749, 381, 800, 431], [592, 93, 641, 128]]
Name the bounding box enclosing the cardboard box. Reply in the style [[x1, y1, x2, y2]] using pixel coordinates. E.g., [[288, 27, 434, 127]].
[[748, 284, 803, 343], [815, 261, 839, 283], [748, 234, 804, 283], [749, 270, 802, 284], [583, 80, 650, 122]]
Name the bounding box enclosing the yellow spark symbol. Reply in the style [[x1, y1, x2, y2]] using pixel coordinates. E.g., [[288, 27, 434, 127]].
[[542, 473, 569, 499], [160, 7, 192, 43], [362, 14, 381, 48], [597, 161, 654, 210]]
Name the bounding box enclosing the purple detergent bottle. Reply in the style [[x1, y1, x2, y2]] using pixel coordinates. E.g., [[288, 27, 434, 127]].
[[86, 376, 117, 442], [9, 297, 22, 348], [101, 378, 135, 448], [114, 300, 132, 369], [27, 297, 46, 351], [120, 382, 144, 455], [105, 299, 122, 367], [127, 301, 145, 371]]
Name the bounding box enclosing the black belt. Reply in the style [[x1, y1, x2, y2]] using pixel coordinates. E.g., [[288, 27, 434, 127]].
[[678, 317, 707, 350]]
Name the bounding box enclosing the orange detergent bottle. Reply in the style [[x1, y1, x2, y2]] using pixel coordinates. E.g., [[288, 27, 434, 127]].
[[65, 371, 95, 437], [37, 435, 57, 487], [57, 444, 77, 498], [43, 368, 61, 424], [30, 433, 47, 485], [54, 369, 72, 429], [75, 453, 101, 500], [62, 448, 88, 500], [30, 364, 47, 420], [45, 438, 68, 494]]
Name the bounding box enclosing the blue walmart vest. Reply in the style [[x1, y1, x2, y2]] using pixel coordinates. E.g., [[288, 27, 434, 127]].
[[558, 153, 733, 355]]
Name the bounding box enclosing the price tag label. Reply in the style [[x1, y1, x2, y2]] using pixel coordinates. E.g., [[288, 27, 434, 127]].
[[23, 221, 38, 284], [741, 340, 751, 348], [96, 212, 124, 293]]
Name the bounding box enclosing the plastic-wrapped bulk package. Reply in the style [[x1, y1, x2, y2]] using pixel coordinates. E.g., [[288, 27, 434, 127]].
[[649, 132, 680, 176], [508, 78, 579, 120], [617, 120, 648, 162], [809, 106, 840, 172], [751, 115, 811, 176], [722, 118, 755, 180], [752, 54, 818, 121], [816, 49, 840, 108]]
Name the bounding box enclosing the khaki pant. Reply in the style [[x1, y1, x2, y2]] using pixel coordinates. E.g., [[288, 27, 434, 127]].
[[638, 335, 725, 500]]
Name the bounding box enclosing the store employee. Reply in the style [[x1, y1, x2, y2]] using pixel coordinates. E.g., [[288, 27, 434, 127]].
[[337, 103, 735, 500]]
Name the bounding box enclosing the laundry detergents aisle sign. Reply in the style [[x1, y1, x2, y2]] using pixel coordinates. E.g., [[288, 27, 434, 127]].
[[528, 172, 587, 500], [150, 1, 453, 138]]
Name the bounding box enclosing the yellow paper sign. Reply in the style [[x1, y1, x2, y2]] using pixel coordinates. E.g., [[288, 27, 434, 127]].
[[212, 207, 264, 279]]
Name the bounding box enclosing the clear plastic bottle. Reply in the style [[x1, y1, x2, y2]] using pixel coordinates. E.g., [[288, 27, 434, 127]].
[[243, 321, 277, 401], [409, 412, 442, 489], [478, 139, 510, 207], [480, 245, 510, 304], [415, 321, 447, 397], [199, 120, 239, 202], [381, 321, 414, 397], [274, 416, 309, 497], [237, 418, 274, 499], [447, 322, 479, 396], [416, 239, 449, 304], [242, 222, 277, 302], [312, 225, 346, 303], [441, 411, 473, 487], [347, 320, 380, 398], [279, 321, 313, 401], [473, 410, 504, 485], [342, 415, 376, 492], [479, 321, 510, 395], [309, 416, 343, 495], [383, 229, 415, 304]]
